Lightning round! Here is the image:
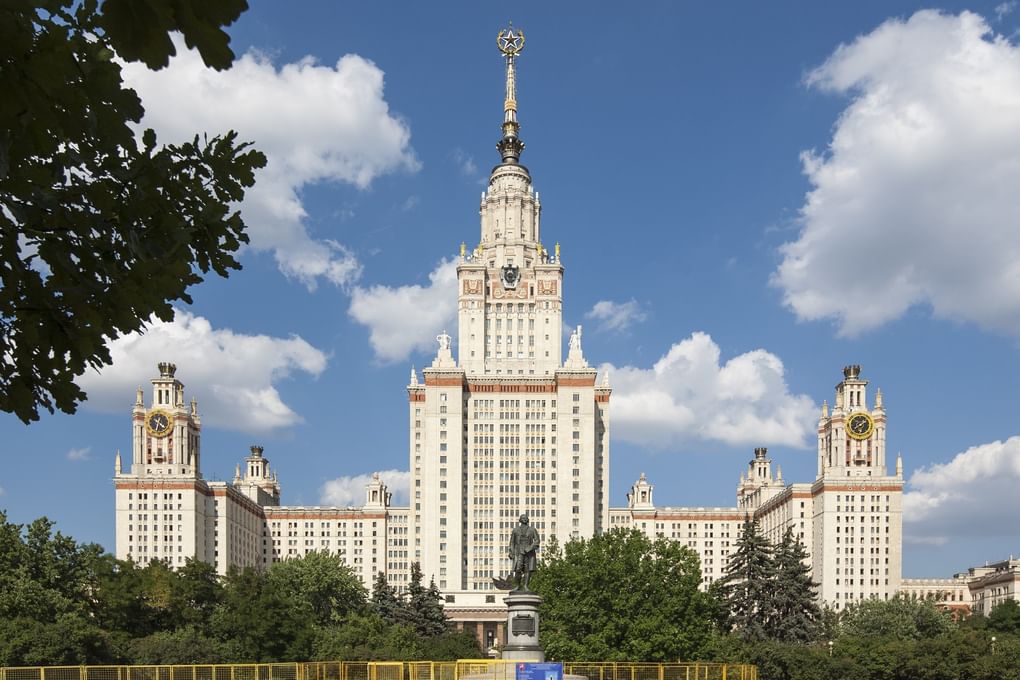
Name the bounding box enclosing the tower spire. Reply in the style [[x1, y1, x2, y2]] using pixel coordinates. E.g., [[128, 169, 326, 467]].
[[496, 24, 526, 164]]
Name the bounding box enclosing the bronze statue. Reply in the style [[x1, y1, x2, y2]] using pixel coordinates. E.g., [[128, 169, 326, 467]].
[[508, 514, 539, 590]]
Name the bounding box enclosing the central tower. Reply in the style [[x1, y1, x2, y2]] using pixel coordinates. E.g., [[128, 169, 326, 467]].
[[457, 28, 563, 376], [408, 27, 610, 595]]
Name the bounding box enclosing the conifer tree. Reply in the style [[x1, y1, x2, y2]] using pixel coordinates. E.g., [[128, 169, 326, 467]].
[[370, 570, 402, 624], [769, 527, 821, 642], [719, 516, 774, 640], [403, 563, 448, 637]]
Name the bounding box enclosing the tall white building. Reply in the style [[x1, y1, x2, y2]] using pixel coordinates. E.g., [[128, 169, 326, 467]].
[[406, 26, 609, 597], [114, 29, 913, 647]]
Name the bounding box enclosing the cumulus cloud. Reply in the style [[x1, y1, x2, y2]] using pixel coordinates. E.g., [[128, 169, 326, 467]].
[[348, 259, 459, 363], [321, 469, 410, 507], [603, 332, 816, 448], [585, 299, 648, 332], [773, 11, 1020, 337], [904, 436, 1020, 544], [121, 39, 419, 289], [67, 447, 91, 462], [76, 309, 327, 432]]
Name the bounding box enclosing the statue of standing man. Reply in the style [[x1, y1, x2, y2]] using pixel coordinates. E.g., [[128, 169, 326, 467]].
[[508, 514, 540, 591]]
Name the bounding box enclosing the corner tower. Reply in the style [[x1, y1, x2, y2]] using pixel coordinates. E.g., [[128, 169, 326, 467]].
[[817, 365, 887, 477], [115, 362, 208, 568], [812, 365, 902, 607], [128, 361, 202, 478]]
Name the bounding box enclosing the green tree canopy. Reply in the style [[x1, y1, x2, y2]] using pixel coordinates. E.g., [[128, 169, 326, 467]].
[[1, 0, 265, 422], [988, 599, 1020, 636], [266, 551, 368, 626], [531, 528, 711, 661], [210, 567, 313, 662], [840, 596, 955, 640], [0, 512, 113, 665]]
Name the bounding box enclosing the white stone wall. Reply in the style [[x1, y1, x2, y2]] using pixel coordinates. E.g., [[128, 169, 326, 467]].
[[623, 506, 745, 587], [114, 481, 205, 567]]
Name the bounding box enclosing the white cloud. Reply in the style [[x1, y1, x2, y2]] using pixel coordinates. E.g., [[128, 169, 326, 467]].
[[773, 11, 1020, 337], [995, 2, 1016, 21], [451, 148, 479, 177], [321, 469, 410, 507], [348, 259, 459, 363], [67, 447, 91, 462], [603, 332, 816, 448], [585, 299, 648, 332], [121, 39, 419, 290], [904, 436, 1020, 544], [76, 309, 327, 432], [0, 486, 5, 496]]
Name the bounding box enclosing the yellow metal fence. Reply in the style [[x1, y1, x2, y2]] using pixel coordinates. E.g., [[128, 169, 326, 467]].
[[0, 663, 755, 680]]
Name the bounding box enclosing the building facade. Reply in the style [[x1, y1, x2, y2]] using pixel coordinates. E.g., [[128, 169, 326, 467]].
[[615, 365, 905, 609], [114, 29, 932, 640], [406, 27, 609, 598], [113, 362, 410, 586]]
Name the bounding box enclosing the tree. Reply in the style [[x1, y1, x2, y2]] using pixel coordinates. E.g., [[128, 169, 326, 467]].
[[840, 596, 955, 640], [718, 517, 775, 640], [531, 528, 711, 661], [266, 551, 368, 626], [172, 558, 223, 632], [0, 614, 110, 666], [402, 563, 448, 637], [0, 512, 107, 624], [769, 527, 821, 642], [0, 512, 114, 664], [210, 567, 313, 662], [312, 613, 422, 661], [371, 570, 403, 624], [1, 0, 266, 423], [988, 599, 1020, 635], [127, 626, 228, 665]]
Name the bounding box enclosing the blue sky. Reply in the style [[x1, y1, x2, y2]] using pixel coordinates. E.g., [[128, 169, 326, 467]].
[[4, 1, 1020, 579]]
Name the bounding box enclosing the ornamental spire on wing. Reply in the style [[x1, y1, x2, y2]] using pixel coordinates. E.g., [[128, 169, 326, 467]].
[[497, 24, 526, 164]]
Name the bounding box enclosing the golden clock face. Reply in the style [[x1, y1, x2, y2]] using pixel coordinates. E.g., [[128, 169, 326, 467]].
[[846, 412, 874, 440], [146, 409, 173, 438]]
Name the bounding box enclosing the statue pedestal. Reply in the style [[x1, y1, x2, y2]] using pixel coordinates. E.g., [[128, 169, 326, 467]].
[[502, 591, 544, 661]]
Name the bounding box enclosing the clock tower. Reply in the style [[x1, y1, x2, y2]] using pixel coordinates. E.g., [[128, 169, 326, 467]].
[[817, 364, 887, 477], [129, 361, 202, 478], [812, 365, 902, 607]]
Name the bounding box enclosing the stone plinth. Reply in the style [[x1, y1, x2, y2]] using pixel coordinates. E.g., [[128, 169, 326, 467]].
[[502, 591, 544, 661]]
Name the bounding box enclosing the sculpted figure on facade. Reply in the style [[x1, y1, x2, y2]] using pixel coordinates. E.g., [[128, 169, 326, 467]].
[[568, 325, 582, 352]]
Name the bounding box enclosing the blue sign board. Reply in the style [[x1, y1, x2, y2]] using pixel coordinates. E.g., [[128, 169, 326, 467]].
[[516, 662, 563, 680]]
